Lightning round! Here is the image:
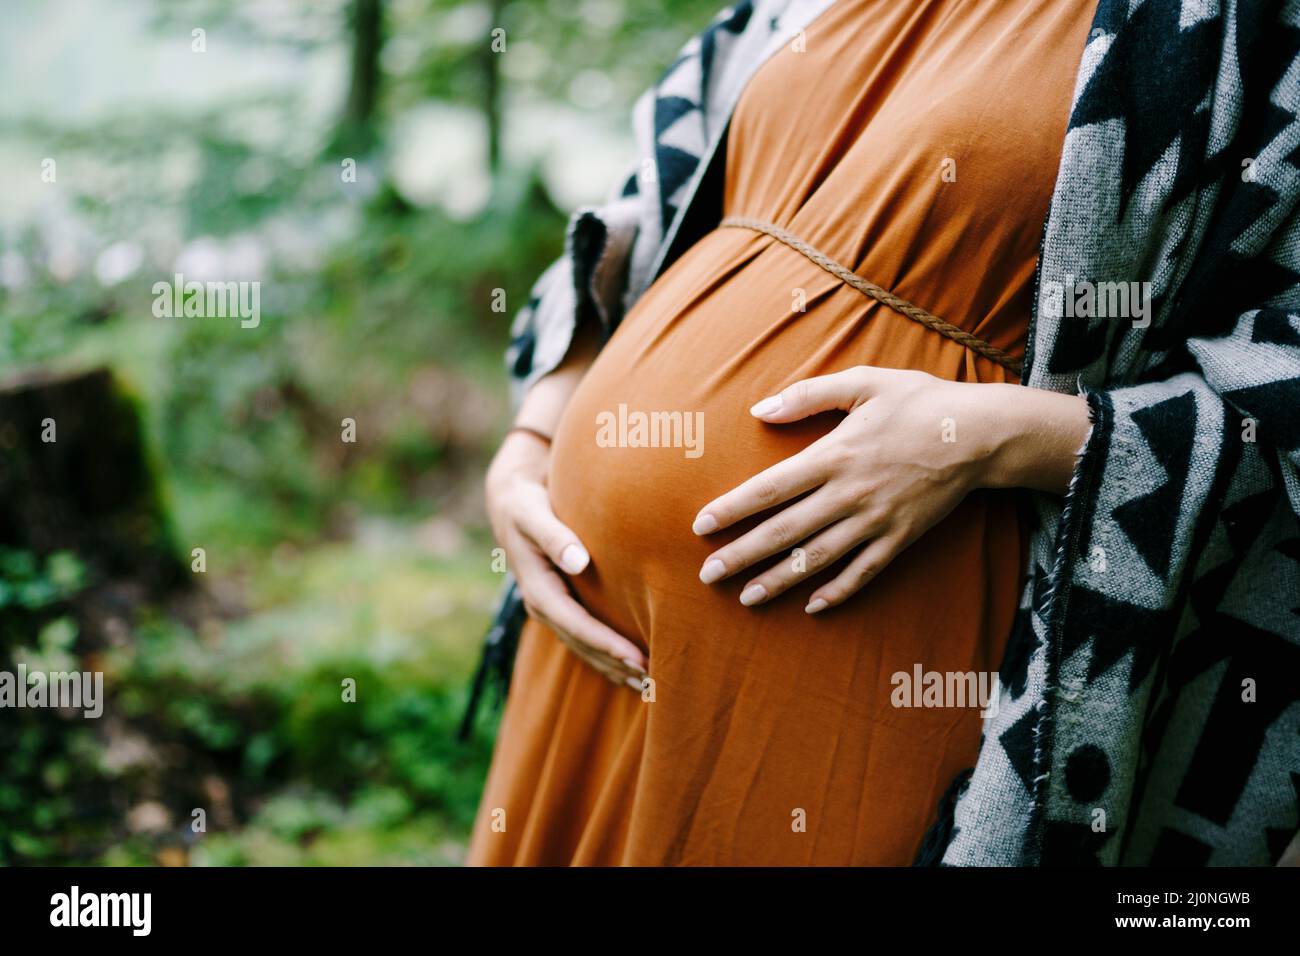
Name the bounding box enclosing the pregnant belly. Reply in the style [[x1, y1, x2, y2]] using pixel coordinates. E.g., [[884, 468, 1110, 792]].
[[540, 232, 1025, 864], [549, 323, 835, 650], [546, 229, 1021, 662]]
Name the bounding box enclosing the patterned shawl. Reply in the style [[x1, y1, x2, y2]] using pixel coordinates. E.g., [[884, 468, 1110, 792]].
[[477, 0, 1300, 865]]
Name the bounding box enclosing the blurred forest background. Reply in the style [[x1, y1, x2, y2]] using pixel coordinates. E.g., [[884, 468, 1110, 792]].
[[0, 0, 716, 865]]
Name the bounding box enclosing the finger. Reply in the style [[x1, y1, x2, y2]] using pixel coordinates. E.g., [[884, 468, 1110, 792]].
[[552, 629, 622, 679], [804, 535, 902, 613], [554, 631, 647, 690], [513, 484, 591, 574], [698, 487, 851, 586], [538, 603, 648, 687], [513, 544, 648, 672], [692, 448, 827, 536], [542, 609, 643, 677], [748, 366, 888, 422], [736, 516, 877, 605]]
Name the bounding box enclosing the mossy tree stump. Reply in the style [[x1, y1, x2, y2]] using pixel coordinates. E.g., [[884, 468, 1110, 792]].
[[0, 367, 184, 592]]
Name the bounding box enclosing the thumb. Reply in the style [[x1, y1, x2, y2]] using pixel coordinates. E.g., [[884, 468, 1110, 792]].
[[750, 366, 882, 422]]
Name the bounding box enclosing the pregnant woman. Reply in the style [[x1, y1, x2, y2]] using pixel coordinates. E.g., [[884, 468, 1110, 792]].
[[469, 0, 1300, 866]]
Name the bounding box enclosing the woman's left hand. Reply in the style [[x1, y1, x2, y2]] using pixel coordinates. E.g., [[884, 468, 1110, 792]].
[[692, 365, 1090, 614]]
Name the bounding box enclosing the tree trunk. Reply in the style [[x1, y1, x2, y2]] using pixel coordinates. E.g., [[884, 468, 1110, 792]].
[[483, 0, 506, 175], [334, 0, 385, 156]]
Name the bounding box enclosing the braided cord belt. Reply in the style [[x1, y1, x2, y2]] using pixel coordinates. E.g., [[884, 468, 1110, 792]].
[[718, 216, 1022, 374]]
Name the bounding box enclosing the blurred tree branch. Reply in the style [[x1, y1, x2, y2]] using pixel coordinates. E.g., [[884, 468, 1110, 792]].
[[483, 0, 504, 174], [331, 0, 386, 157]]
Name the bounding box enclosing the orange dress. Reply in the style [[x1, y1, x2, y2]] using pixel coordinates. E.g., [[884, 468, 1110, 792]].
[[469, 0, 1094, 865]]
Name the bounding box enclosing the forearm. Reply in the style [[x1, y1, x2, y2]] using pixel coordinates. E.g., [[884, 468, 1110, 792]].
[[977, 383, 1092, 496], [511, 319, 603, 438]]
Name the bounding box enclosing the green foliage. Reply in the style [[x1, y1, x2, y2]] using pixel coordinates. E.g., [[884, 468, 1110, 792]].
[[0, 0, 717, 866], [0, 550, 99, 864], [0, 550, 87, 615], [0, 533, 499, 864]]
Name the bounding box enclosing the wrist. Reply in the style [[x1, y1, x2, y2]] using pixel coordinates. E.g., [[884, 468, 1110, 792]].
[[506, 423, 553, 446], [490, 428, 550, 488], [978, 385, 1091, 494], [976, 383, 1032, 490]]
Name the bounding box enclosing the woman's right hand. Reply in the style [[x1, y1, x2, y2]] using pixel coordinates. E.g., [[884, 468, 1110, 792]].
[[485, 429, 648, 689]]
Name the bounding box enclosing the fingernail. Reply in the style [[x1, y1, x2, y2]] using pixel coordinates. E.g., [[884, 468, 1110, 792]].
[[621, 658, 644, 672], [560, 543, 590, 574], [750, 395, 782, 417], [699, 559, 727, 584], [692, 513, 718, 535], [805, 597, 828, 614], [739, 584, 767, 606], [626, 676, 645, 691]]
